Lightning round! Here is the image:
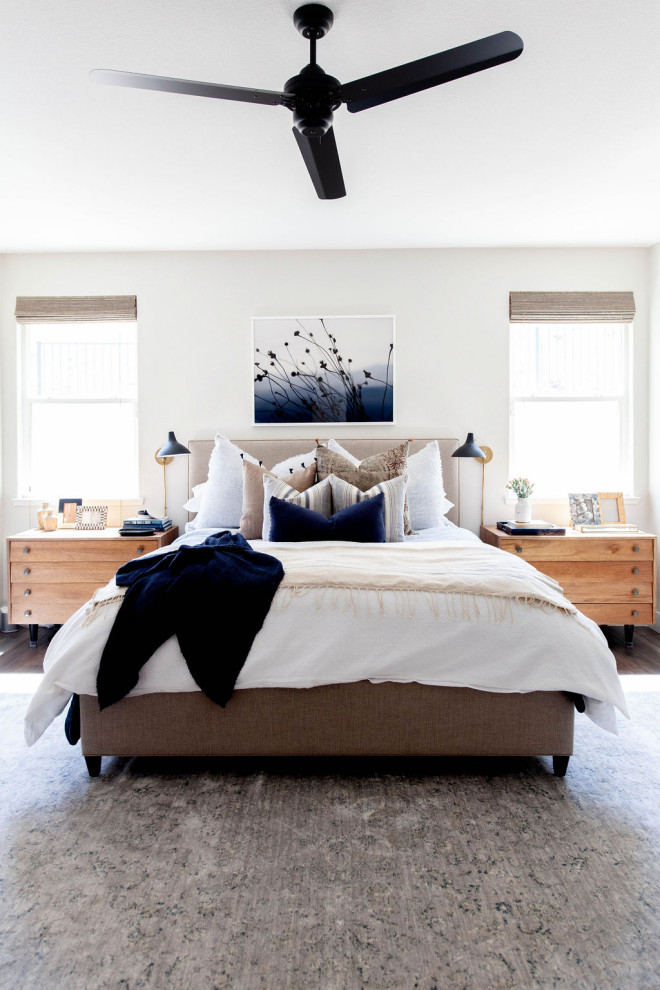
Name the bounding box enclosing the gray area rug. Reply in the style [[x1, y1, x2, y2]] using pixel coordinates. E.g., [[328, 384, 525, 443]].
[[1, 690, 659, 990]]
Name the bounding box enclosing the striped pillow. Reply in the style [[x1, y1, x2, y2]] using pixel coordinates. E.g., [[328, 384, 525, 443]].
[[329, 473, 407, 543], [262, 475, 333, 540]]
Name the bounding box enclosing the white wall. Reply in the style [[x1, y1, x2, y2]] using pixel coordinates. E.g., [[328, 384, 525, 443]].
[[0, 247, 651, 588], [649, 244, 660, 627]]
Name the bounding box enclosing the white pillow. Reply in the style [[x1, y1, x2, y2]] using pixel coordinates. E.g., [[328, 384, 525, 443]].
[[182, 482, 207, 514], [262, 475, 332, 540], [270, 449, 317, 476], [327, 438, 453, 528], [192, 435, 260, 530], [407, 440, 454, 529], [329, 473, 407, 543]]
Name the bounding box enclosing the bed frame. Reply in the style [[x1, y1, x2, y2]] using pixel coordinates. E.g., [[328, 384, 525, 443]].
[[79, 438, 574, 777]]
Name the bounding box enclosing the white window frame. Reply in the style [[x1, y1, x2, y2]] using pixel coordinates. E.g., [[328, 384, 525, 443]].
[[508, 321, 634, 498], [17, 321, 139, 500]]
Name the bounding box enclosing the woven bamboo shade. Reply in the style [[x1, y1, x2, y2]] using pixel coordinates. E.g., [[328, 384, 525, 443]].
[[509, 291, 635, 323], [15, 295, 137, 323]]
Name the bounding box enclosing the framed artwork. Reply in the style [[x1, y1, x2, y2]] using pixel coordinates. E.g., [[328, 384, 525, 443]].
[[58, 497, 82, 529], [75, 505, 108, 530], [568, 493, 602, 527], [598, 492, 626, 525], [253, 315, 395, 424]]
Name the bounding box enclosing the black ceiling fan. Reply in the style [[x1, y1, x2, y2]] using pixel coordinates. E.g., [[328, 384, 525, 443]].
[[90, 4, 523, 201]]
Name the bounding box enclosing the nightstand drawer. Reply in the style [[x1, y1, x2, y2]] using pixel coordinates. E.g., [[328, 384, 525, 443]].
[[531, 560, 653, 603], [10, 539, 154, 563], [578, 603, 655, 625], [11, 561, 123, 584], [11, 583, 103, 623], [499, 538, 654, 562]]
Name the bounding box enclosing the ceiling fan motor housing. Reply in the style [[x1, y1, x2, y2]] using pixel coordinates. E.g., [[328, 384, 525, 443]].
[[285, 63, 341, 137]]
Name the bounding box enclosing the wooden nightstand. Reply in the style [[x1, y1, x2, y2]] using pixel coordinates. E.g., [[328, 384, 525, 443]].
[[7, 526, 179, 646], [480, 525, 657, 647]]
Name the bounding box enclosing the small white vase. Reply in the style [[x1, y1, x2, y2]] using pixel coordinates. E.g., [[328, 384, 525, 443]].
[[515, 497, 532, 523]]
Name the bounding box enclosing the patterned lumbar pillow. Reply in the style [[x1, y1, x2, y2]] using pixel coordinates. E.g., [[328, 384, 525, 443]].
[[269, 493, 386, 543], [262, 475, 333, 540], [240, 460, 317, 540], [329, 473, 407, 543], [315, 440, 412, 533]]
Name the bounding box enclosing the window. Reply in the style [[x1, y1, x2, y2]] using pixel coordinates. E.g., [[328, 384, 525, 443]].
[[16, 296, 138, 499], [509, 292, 635, 497]]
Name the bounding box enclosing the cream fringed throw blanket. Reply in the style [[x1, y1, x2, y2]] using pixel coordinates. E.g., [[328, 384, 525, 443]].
[[83, 540, 576, 627], [267, 542, 577, 618]]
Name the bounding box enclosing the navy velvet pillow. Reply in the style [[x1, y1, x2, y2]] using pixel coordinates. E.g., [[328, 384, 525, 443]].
[[269, 493, 386, 543]]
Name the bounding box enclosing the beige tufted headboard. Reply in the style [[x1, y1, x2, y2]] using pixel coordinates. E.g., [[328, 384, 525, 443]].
[[188, 438, 461, 526]]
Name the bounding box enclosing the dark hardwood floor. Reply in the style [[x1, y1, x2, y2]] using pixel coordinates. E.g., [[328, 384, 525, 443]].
[[0, 626, 59, 672], [601, 625, 660, 673], [1, 624, 659, 675]]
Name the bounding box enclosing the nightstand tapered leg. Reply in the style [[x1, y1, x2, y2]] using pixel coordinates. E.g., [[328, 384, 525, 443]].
[[624, 624, 634, 649], [28, 623, 39, 647]]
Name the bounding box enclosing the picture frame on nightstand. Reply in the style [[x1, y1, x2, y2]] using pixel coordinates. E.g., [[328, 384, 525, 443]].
[[58, 497, 82, 528], [597, 492, 626, 524], [75, 505, 108, 530], [568, 493, 602, 528]]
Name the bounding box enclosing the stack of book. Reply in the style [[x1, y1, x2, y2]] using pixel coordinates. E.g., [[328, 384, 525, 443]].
[[119, 514, 172, 536], [496, 520, 566, 535]]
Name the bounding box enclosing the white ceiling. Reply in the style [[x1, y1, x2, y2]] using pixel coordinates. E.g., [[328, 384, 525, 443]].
[[2, 0, 660, 252]]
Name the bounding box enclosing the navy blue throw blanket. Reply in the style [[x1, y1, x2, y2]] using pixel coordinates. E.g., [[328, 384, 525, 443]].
[[95, 532, 284, 712]]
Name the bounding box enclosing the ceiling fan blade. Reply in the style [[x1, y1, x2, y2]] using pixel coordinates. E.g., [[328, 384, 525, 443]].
[[340, 30, 523, 113], [90, 69, 292, 107], [293, 127, 346, 200]]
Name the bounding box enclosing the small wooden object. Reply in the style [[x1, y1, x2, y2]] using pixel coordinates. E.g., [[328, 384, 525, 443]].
[[597, 492, 626, 525]]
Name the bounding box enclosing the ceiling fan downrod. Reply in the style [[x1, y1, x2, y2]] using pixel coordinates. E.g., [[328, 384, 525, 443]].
[[287, 5, 340, 138]]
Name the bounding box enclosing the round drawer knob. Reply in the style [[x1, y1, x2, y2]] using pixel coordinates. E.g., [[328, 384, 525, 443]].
[[633, 545, 640, 553], [516, 546, 523, 554], [23, 568, 30, 576], [632, 610, 639, 617], [24, 609, 31, 616], [632, 588, 639, 596], [632, 567, 639, 574], [137, 546, 144, 554], [23, 547, 30, 554], [24, 589, 31, 596]]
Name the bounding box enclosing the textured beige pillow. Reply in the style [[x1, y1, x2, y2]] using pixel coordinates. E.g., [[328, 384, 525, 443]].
[[239, 460, 316, 539], [315, 440, 413, 533]]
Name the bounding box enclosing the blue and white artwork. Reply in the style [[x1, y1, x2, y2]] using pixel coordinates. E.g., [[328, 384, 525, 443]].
[[253, 315, 395, 424]]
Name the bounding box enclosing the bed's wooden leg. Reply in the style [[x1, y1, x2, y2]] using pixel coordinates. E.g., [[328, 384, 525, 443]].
[[85, 756, 102, 777], [553, 755, 570, 777]]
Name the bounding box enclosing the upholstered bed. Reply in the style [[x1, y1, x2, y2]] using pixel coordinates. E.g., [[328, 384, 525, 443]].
[[25, 437, 628, 777]]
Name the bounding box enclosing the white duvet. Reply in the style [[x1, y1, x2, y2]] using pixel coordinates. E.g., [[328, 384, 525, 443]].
[[24, 524, 629, 745]]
